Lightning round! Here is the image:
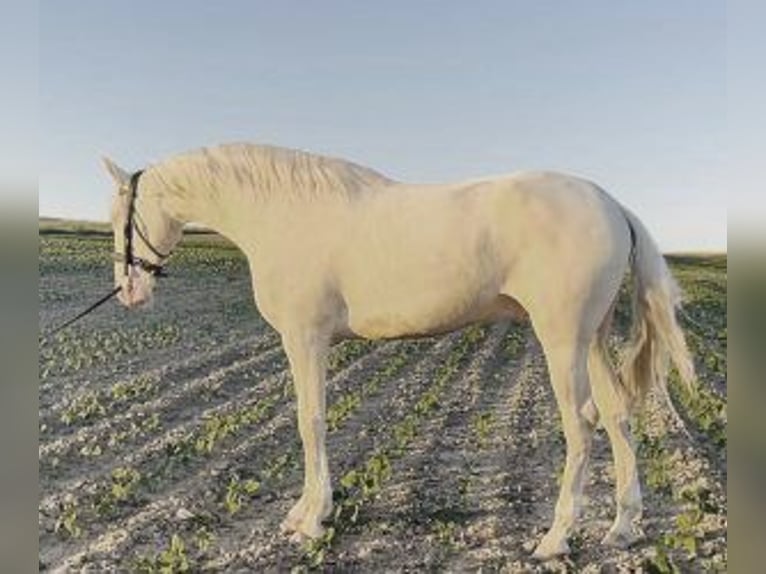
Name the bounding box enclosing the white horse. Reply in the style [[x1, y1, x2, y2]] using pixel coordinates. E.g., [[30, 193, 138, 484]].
[[103, 143, 694, 560]]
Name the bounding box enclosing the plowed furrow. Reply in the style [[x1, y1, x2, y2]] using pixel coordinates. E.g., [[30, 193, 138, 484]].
[[40, 330, 279, 422], [40, 339, 386, 516], [42, 339, 413, 571], [216, 329, 488, 570], [39, 339, 283, 460], [202, 333, 469, 570], [326, 324, 521, 570], [39, 323, 276, 415], [342, 332, 559, 572], [39, 364, 290, 523], [634, 388, 728, 571], [39, 356, 286, 498]]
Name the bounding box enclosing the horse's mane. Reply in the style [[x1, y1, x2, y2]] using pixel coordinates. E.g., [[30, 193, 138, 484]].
[[151, 143, 395, 202]]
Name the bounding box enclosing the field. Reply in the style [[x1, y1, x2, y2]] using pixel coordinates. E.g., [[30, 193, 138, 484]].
[[39, 229, 727, 572]]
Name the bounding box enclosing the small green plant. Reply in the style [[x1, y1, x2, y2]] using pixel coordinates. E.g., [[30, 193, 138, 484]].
[[327, 340, 374, 372], [670, 373, 726, 447], [94, 466, 142, 515], [471, 411, 494, 447], [393, 416, 417, 452], [304, 526, 337, 568], [194, 393, 280, 454], [645, 453, 673, 495], [327, 392, 361, 431], [54, 497, 81, 539], [504, 329, 526, 357], [433, 519, 460, 550], [679, 484, 718, 513], [134, 533, 190, 573], [457, 475, 471, 504], [223, 476, 260, 515], [263, 453, 293, 481], [60, 391, 105, 425], [414, 387, 441, 415], [140, 412, 162, 434], [111, 467, 142, 502], [195, 413, 237, 454], [644, 502, 705, 573], [193, 526, 215, 553], [637, 431, 673, 497], [340, 453, 391, 499], [643, 540, 681, 574], [99, 413, 162, 452], [567, 530, 586, 559], [79, 442, 102, 457], [665, 506, 704, 558], [111, 374, 156, 402]]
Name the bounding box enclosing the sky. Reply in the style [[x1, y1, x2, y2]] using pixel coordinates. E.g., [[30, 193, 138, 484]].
[[39, 1, 727, 251]]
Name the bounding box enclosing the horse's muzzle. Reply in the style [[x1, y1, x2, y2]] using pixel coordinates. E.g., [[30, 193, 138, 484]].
[[116, 269, 154, 308]]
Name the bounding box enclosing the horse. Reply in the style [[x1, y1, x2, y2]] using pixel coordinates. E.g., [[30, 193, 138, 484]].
[[103, 142, 694, 560]]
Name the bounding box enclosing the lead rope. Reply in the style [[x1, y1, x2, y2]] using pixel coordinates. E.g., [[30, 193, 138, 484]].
[[39, 286, 122, 343]]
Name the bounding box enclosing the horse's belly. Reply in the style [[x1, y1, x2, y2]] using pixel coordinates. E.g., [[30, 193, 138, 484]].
[[345, 292, 527, 339]]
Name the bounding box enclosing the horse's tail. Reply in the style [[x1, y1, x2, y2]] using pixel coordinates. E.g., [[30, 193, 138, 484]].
[[619, 208, 695, 409]]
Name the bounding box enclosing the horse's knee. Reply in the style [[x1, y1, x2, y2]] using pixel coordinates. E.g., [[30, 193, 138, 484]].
[[580, 397, 599, 428]]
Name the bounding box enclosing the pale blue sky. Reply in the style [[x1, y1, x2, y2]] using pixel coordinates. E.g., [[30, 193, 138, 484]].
[[40, 1, 726, 251]]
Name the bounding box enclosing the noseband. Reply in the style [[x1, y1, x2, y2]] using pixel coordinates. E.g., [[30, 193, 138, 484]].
[[114, 170, 170, 277]]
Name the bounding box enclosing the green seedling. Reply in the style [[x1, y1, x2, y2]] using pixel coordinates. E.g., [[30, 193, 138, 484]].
[[471, 411, 494, 447], [134, 533, 190, 573], [61, 391, 105, 425], [94, 466, 142, 515], [223, 476, 261, 515], [54, 497, 81, 539]]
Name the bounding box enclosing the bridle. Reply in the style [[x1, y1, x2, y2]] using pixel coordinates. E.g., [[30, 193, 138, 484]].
[[41, 169, 172, 340], [114, 169, 171, 277]]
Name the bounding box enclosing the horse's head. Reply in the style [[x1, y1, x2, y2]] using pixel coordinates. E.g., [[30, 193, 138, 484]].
[[103, 157, 183, 308]]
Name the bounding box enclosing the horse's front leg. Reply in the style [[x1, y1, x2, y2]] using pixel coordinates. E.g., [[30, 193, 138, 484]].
[[279, 329, 333, 541]]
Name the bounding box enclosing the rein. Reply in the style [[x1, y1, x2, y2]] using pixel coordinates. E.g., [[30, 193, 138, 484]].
[[41, 169, 172, 341]]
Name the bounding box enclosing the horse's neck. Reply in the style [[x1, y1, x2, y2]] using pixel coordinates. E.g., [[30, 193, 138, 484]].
[[146, 150, 394, 255], [147, 170, 262, 253]]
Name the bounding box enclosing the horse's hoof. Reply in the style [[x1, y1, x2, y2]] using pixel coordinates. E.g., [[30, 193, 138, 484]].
[[602, 528, 641, 549], [281, 493, 331, 543], [280, 518, 297, 535], [281, 515, 325, 541], [285, 522, 324, 543], [289, 530, 309, 545], [299, 519, 325, 540], [531, 534, 570, 561], [281, 497, 311, 535]]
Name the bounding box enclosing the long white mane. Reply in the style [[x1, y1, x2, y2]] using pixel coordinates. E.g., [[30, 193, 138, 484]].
[[151, 143, 395, 202]]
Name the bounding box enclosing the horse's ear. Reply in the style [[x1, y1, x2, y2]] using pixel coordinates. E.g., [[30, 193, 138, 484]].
[[101, 156, 130, 187]]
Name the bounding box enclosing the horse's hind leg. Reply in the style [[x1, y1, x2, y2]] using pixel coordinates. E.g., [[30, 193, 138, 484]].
[[588, 328, 643, 548], [532, 329, 597, 560]]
